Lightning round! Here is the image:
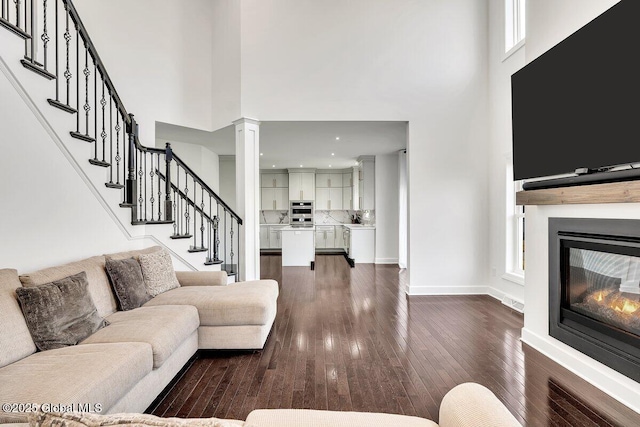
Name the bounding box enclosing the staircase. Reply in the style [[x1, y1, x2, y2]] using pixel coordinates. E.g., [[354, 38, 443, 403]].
[[0, 0, 242, 279]]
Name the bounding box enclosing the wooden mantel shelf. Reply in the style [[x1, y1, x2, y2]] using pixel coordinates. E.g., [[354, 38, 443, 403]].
[[516, 180, 640, 205]]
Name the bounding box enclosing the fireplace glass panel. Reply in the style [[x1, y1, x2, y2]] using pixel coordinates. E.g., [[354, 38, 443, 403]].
[[567, 248, 640, 337]]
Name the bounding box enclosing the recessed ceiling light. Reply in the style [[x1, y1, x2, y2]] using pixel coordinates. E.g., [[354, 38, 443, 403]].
[[329, 165, 332, 168], [260, 153, 263, 156], [272, 165, 275, 168], [335, 137, 340, 140], [331, 153, 335, 156], [300, 165, 303, 167]]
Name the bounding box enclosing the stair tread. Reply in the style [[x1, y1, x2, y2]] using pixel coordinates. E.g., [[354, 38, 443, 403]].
[[170, 234, 192, 240], [146, 220, 174, 225], [0, 17, 31, 39], [21, 59, 56, 80], [48, 99, 77, 114], [89, 159, 111, 168], [188, 247, 208, 253], [70, 131, 95, 143], [105, 182, 125, 189]]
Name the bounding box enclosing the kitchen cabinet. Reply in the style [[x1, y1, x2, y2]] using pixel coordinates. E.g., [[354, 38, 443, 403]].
[[315, 188, 343, 210], [315, 226, 336, 249], [260, 226, 270, 249], [261, 173, 288, 188], [316, 173, 343, 188], [357, 156, 375, 211], [345, 226, 375, 263], [261, 188, 288, 210], [342, 169, 355, 210], [334, 226, 344, 249], [288, 172, 315, 201], [269, 226, 286, 249]]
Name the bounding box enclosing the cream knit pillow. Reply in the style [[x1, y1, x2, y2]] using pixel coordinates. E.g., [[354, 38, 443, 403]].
[[138, 250, 180, 297]]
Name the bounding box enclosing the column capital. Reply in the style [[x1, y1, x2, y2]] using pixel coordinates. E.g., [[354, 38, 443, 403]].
[[233, 117, 261, 127]]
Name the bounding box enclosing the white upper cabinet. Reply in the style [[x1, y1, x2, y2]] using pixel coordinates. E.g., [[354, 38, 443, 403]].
[[261, 188, 288, 210], [316, 173, 343, 188], [357, 157, 375, 211], [288, 171, 315, 201], [261, 173, 288, 188]]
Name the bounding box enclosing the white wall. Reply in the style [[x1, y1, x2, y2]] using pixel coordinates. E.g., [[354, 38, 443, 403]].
[[73, 0, 215, 144], [238, 0, 490, 294], [219, 155, 237, 212], [0, 60, 142, 272], [375, 153, 399, 264], [211, 0, 241, 131]]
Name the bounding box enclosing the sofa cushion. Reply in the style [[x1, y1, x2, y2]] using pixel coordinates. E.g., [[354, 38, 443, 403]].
[[15, 272, 107, 351], [138, 250, 180, 297], [143, 280, 279, 327], [19, 255, 117, 318], [0, 269, 36, 368], [0, 342, 153, 423], [29, 411, 246, 427], [103, 245, 162, 261], [245, 409, 437, 427], [81, 305, 199, 368], [105, 257, 152, 311]]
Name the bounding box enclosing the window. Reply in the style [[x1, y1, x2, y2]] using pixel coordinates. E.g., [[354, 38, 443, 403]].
[[505, 163, 525, 284], [505, 0, 526, 53]]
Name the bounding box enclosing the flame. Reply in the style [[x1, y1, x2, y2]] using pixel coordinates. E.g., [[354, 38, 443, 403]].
[[595, 292, 604, 302], [613, 300, 639, 315]]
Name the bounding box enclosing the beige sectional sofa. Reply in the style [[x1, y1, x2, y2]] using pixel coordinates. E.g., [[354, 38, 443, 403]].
[[0, 246, 279, 423]]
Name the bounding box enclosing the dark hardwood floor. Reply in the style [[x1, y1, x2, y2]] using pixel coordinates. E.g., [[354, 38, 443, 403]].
[[150, 255, 640, 426]]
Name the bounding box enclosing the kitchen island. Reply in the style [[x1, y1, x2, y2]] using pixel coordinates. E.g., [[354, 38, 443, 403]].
[[281, 226, 315, 268]]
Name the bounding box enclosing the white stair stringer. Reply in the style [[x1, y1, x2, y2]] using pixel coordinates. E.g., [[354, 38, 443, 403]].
[[0, 31, 222, 273]]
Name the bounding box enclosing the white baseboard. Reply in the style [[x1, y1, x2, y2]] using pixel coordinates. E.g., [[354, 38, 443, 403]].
[[521, 328, 640, 413], [487, 287, 525, 313], [375, 258, 399, 265], [406, 285, 490, 295]]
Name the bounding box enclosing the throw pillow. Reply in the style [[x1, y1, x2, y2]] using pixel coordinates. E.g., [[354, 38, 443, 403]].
[[15, 271, 107, 351], [28, 411, 247, 427], [138, 250, 180, 297], [105, 257, 152, 311]]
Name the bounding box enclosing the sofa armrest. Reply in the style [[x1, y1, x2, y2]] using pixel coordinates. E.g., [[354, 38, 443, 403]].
[[175, 271, 228, 287], [439, 383, 521, 427]]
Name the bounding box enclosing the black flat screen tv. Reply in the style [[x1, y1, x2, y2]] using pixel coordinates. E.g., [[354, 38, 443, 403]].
[[511, 0, 640, 188]]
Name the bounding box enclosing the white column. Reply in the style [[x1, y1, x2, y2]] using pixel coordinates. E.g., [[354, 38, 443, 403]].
[[233, 117, 260, 281]]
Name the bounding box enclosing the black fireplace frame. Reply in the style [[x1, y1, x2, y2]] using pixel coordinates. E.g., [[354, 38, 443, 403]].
[[549, 217, 640, 383]]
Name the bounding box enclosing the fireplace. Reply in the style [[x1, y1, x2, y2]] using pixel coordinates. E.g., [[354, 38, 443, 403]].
[[549, 218, 640, 383]]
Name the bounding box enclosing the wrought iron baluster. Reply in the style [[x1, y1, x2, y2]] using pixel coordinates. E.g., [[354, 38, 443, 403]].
[[200, 187, 205, 250], [149, 153, 154, 220], [192, 179, 197, 248], [41, 0, 49, 69], [176, 165, 181, 234], [63, 3, 71, 105], [205, 195, 213, 264], [157, 153, 162, 221], [115, 112, 121, 185], [138, 150, 144, 222], [108, 94, 113, 183], [214, 203, 221, 263], [15, 0, 20, 29], [184, 172, 190, 236], [83, 46, 90, 136], [28, 0, 34, 60], [229, 214, 234, 274]]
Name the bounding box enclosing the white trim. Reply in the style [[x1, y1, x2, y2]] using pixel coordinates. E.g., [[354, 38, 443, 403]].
[[375, 258, 399, 265], [502, 271, 525, 286], [521, 328, 640, 413], [407, 286, 489, 296], [502, 37, 525, 62]]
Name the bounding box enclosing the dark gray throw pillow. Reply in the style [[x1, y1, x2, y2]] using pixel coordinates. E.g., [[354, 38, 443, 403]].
[[105, 257, 152, 311], [15, 271, 107, 351]]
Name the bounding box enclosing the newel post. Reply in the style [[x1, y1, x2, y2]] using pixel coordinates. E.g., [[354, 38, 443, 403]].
[[164, 142, 173, 222], [125, 114, 138, 220]]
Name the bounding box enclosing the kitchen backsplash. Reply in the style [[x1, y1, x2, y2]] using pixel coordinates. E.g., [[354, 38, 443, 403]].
[[260, 210, 289, 224], [260, 210, 375, 225]]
